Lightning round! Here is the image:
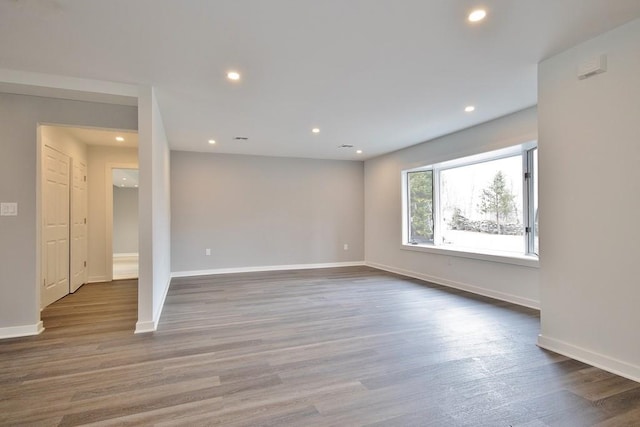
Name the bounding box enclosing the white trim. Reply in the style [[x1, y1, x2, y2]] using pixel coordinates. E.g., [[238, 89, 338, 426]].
[[134, 320, 155, 334], [134, 275, 171, 334], [114, 252, 139, 258], [171, 261, 366, 278], [0, 322, 44, 339], [0, 68, 138, 105], [153, 276, 171, 329], [537, 334, 640, 383], [366, 261, 540, 310], [400, 244, 539, 268], [405, 141, 537, 173], [88, 276, 109, 283], [35, 126, 43, 314], [112, 252, 139, 280]]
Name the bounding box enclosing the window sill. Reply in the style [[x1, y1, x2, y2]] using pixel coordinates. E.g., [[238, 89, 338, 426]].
[[401, 243, 539, 268]]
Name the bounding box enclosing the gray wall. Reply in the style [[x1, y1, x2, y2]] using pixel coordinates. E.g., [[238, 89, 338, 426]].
[[538, 19, 640, 381], [113, 186, 139, 254], [0, 93, 137, 331], [171, 151, 364, 273], [364, 107, 540, 308]]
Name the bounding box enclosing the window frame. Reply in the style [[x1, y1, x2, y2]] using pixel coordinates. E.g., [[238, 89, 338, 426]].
[[524, 146, 538, 256], [401, 142, 538, 267]]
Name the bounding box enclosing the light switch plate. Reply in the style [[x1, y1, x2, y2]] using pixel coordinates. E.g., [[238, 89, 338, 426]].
[[1, 202, 18, 216]]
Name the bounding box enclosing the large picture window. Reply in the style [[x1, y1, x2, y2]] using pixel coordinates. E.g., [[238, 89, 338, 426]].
[[404, 143, 538, 258]]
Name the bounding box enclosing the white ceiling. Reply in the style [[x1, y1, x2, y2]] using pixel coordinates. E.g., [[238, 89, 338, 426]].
[[2, 1, 640, 160], [54, 126, 139, 148]]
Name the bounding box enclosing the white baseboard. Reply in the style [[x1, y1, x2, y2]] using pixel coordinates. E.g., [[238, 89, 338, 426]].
[[538, 334, 640, 383], [88, 275, 109, 283], [114, 252, 139, 259], [153, 275, 171, 329], [171, 261, 366, 278], [134, 275, 171, 334], [365, 261, 540, 310], [0, 321, 44, 339], [134, 320, 155, 334], [113, 274, 138, 280]]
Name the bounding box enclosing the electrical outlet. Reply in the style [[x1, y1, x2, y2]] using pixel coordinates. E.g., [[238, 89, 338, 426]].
[[205, 248, 211, 256], [343, 243, 349, 251]]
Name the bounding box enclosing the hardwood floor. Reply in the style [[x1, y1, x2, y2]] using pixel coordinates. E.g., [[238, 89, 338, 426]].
[[1, 267, 639, 426]]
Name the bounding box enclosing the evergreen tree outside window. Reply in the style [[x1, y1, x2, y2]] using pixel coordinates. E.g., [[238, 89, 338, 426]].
[[408, 171, 433, 244]]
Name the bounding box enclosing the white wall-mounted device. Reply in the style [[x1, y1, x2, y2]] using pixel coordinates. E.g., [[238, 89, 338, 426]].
[[578, 54, 607, 80]]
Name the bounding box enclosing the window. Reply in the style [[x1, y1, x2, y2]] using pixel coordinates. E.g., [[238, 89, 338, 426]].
[[404, 143, 538, 258], [529, 147, 539, 255], [407, 170, 434, 244]]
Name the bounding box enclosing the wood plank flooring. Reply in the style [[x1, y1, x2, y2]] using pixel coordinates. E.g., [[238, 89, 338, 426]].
[[1, 267, 639, 426]]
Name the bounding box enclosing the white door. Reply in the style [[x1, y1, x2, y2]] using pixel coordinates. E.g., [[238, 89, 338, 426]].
[[42, 145, 70, 307], [70, 160, 87, 293]]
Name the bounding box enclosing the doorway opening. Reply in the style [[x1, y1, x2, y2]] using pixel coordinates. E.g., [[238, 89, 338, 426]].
[[38, 124, 138, 312], [111, 168, 139, 280]]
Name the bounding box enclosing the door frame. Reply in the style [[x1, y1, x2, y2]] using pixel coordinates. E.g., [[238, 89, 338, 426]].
[[36, 125, 43, 312], [105, 162, 138, 282], [70, 156, 88, 293]]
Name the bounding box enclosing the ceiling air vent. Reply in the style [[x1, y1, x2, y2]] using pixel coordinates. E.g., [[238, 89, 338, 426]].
[[233, 136, 249, 141], [339, 144, 354, 148]]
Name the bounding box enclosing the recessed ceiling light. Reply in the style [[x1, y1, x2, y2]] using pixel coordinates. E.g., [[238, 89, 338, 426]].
[[208, 139, 216, 144], [115, 136, 124, 142], [134, 184, 139, 188], [312, 128, 320, 134], [465, 105, 476, 112], [122, 177, 127, 181], [227, 71, 240, 81], [468, 9, 487, 22], [120, 184, 125, 187], [356, 150, 363, 154]]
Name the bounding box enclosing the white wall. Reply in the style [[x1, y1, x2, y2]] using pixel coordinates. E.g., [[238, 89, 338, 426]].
[[151, 91, 171, 326], [537, 19, 640, 381], [87, 146, 138, 282], [41, 126, 88, 165], [136, 86, 171, 333], [364, 107, 540, 308], [113, 186, 139, 254], [0, 93, 136, 337], [171, 152, 365, 274]]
